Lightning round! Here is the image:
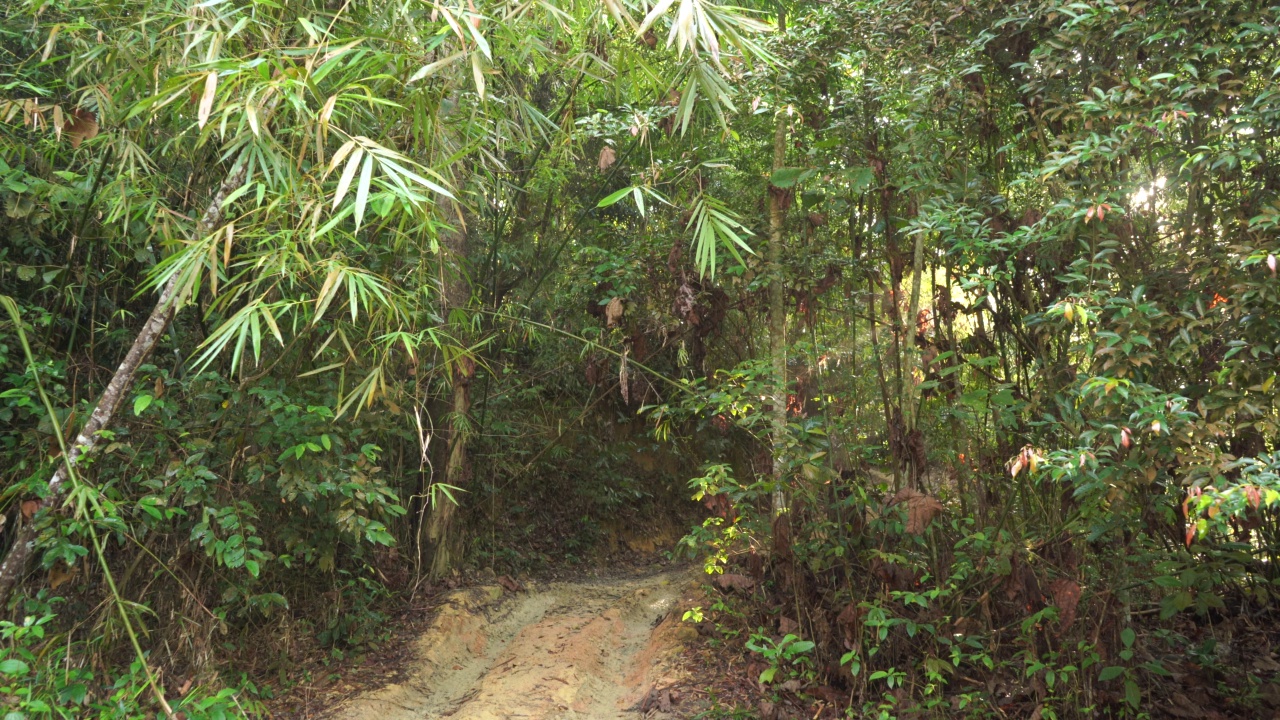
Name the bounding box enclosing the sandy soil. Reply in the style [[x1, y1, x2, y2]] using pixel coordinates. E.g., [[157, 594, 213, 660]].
[[332, 566, 697, 720]]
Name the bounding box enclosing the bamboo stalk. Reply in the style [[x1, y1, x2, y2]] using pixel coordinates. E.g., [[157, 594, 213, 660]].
[[0, 168, 245, 608]]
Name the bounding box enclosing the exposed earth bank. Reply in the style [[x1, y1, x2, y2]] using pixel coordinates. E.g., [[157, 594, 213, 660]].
[[333, 566, 699, 719]]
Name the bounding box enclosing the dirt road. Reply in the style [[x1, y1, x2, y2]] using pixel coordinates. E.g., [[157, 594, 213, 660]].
[[334, 567, 696, 720]]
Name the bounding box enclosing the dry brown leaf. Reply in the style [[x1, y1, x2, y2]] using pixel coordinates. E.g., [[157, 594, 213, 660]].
[[198, 71, 217, 129], [598, 145, 617, 172], [891, 487, 943, 534], [1166, 691, 1208, 718], [48, 562, 77, 591], [604, 296, 624, 328]]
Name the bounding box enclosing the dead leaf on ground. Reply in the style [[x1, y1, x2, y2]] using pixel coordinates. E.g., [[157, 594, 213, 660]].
[[1165, 691, 1208, 717], [778, 616, 799, 635], [714, 573, 754, 593], [48, 562, 78, 591], [890, 487, 944, 534], [636, 685, 675, 713]]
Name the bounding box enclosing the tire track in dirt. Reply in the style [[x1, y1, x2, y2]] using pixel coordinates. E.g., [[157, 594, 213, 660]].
[[335, 567, 695, 719]]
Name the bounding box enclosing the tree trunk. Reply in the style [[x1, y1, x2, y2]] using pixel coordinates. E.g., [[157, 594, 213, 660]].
[[901, 228, 926, 487], [427, 198, 473, 577], [767, 111, 789, 517], [0, 168, 245, 608]]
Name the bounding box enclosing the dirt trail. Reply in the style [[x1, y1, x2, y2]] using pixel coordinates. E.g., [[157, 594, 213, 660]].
[[334, 567, 696, 720]]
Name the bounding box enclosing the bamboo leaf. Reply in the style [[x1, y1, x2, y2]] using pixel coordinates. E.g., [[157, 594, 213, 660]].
[[298, 361, 346, 378], [408, 51, 465, 83], [198, 71, 217, 129], [471, 51, 487, 100], [314, 267, 343, 324], [329, 139, 356, 173], [638, 0, 678, 36], [333, 147, 364, 208], [597, 186, 634, 207], [354, 153, 374, 229]]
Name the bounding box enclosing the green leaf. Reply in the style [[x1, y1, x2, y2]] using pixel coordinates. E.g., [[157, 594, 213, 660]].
[[59, 682, 87, 705], [770, 167, 810, 188], [1124, 679, 1140, 708], [1121, 627, 1136, 648], [597, 187, 634, 207], [758, 666, 776, 684], [0, 658, 30, 676], [133, 394, 154, 416], [1098, 666, 1125, 682], [844, 166, 875, 191]]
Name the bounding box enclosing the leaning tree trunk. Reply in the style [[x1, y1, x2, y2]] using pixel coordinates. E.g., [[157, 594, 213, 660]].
[[427, 198, 472, 577], [767, 110, 789, 517], [0, 169, 244, 608]]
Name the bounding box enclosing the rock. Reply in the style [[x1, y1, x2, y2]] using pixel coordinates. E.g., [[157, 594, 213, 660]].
[[1261, 683, 1280, 709], [674, 625, 699, 644]]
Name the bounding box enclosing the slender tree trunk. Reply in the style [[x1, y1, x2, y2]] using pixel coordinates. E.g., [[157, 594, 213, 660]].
[[0, 168, 244, 608], [428, 198, 473, 577], [901, 228, 926, 486], [767, 111, 789, 517]]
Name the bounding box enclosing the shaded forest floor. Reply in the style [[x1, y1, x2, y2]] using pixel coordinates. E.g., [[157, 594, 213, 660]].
[[259, 552, 1280, 720]]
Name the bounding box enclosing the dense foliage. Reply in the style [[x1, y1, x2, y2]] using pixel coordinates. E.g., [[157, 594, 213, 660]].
[[2, 0, 1280, 717]]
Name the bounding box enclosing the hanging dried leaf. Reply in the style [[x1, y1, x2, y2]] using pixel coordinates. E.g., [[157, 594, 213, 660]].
[[198, 71, 217, 129], [598, 144, 617, 172], [604, 296, 624, 328], [891, 487, 944, 534], [65, 108, 98, 148], [42, 25, 59, 62], [673, 281, 697, 323]]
